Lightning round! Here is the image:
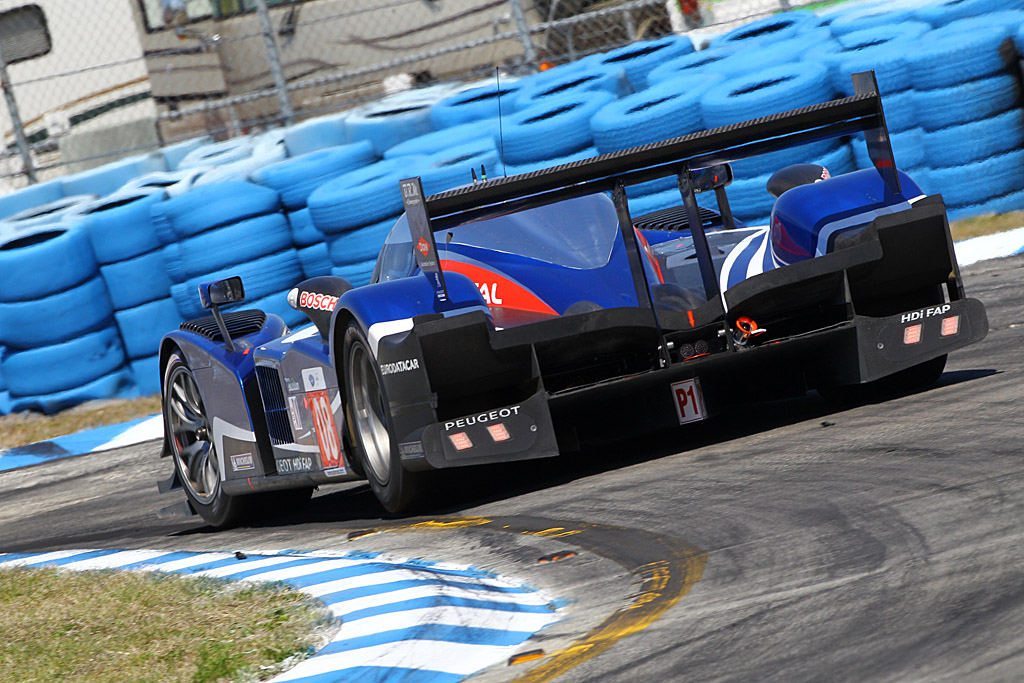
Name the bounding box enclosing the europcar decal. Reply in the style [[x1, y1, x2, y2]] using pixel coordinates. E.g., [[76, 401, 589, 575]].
[[439, 260, 556, 314], [304, 390, 341, 468], [302, 367, 326, 392]]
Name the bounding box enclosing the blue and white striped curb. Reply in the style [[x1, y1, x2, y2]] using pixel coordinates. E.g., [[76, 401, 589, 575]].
[[2, 227, 1022, 474], [0, 548, 562, 682]]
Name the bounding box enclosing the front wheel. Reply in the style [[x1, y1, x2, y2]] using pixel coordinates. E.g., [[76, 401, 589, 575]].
[[163, 351, 251, 528], [343, 323, 429, 514]]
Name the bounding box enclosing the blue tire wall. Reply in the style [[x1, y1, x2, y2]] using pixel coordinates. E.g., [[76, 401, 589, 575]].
[[286, 208, 323, 247], [590, 74, 720, 154], [503, 146, 598, 177], [420, 140, 500, 195], [161, 136, 211, 171], [701, 62, 834, 128], [177, 137, 254, 170], [284, 113, 349, 157], [915, 0, 1024, 27], [854, 128, 926, 171], [162, 213, 293, 284], [252, 141, 378, 210], [587, 36, 696, 89], [0, 276, 113, 349], [948, 186, 1024, 221], [922, 109, 1024, 166], [907, 24, 1012, 90], [129, 355, 162, 396], [82, 191, 166, 264], [330, 260, 378, 288], [878, 90, 919, 133], [384, 120, 499, 159], [514, 66, 632, 111], [346, 103, 434, 155], [8, 369, 134, 415], [430, 81, 527, 129], [171, 250, 303, 319], [328, 217, 396, 266], [938, 10, 1024, 34], [912, 73, 1018, 131], [821, 22, 930, 96], [645, 47, 741, 88], [244, 289, 307, 328], [115, 297, 183, 359], [501, 92, 615, 164], [100, 248, 173, 310], [713, 10, 820, 48], [929, 147, 1024, 207], [0, 225, 97, 302], [730, 139, 841, 179], [61, 154, 166, 198], [298, 242, 333, 278], [308, 157, 427, 234], [828, 5, 921, 34], [0, 326, 126, 396], [150, 181, 281, 243], [0, 179, 62, 221], [0, 194, 98, 233]]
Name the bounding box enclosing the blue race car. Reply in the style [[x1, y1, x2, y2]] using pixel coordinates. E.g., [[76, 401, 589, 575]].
[[157, 72, 987, 527]]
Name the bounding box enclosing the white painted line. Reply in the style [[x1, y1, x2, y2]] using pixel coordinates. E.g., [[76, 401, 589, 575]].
[[188, 554, 313, 578], [0, 549, 89, 567], [134, 552, 237, 573], [324, 582, 552, 619], [333, 604, 560, 642], [300, 567, 525, 599], [58, 549, 170, 571]]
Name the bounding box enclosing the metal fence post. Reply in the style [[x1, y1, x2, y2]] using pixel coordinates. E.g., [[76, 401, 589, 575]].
[[255, 0, 294, 127], [507, 0, 538, 68], [0, 42, 35, 184]]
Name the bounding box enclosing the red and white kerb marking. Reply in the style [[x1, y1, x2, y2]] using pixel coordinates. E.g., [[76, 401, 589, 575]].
[[671, 378, 707, 425]]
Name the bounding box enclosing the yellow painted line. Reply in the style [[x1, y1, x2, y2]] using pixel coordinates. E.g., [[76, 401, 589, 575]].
[[408, 517, 492, 530]]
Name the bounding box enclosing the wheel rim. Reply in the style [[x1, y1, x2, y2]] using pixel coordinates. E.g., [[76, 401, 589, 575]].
[[166, 363, 219, 504], [349, 341, 392, 486]]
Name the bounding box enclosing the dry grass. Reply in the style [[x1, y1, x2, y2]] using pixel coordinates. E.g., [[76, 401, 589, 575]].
[[0, 565, 333, 683], [949, 210, 1024, 242], [0, 396, 163, 451]]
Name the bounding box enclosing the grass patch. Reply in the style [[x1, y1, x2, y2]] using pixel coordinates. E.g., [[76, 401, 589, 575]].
[[0, 565, 333, 683], [949, 210, 1024, 242], [0, 396, 162, 451]]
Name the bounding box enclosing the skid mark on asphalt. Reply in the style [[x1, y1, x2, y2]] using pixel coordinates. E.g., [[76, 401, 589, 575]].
[[0, 548, 562, 682]]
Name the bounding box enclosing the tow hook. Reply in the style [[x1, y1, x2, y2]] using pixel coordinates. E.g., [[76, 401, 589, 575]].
[[733, 317, 766, 347]]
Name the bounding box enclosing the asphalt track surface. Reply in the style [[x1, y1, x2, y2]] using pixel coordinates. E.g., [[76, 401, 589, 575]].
[[1, 254, 1022, 682]]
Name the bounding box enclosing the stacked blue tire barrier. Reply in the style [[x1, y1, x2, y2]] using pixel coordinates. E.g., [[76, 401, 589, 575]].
[[0, 224, 132, 413], [155, 181, 306, 329]]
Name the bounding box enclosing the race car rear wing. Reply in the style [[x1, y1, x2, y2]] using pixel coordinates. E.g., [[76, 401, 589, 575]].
[[400, 71, 897, 315]]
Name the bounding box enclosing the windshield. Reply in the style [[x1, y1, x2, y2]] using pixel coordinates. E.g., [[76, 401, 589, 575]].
[[374, 193, 621, 282]]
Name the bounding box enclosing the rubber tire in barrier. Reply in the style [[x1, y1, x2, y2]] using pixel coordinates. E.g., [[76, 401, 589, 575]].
[[164, 213, 292, 284], [114, 297, 183, 359], [0, 346, 5, 393], [0, 276, 113, 349], [907, 25, 1011, 90], [385, 120, 499, 159], [713, 10, 819, 48], [627, 188, 685, 217], [938, 10, 1024, 36], [0, 325, 125, 396], [150, 181, 281, 243], [118, 169, 205, 198], [307, 157, 427, 234], [948, 185, 1024, 221], [922, 109, 1024, 167], [501, 92, 615, 165], [590, 36, 696, 89], [0, 179, 62, 221], [731, 139, 843, 179], [814, 143, 857, 178], [879, 90, 918, 133], [854, 129, 926, 170], [170, 249, 304, 319], [912, 74, 1018, 131], [0, 225, 97, 303], [240, 289, 306, 328], [129, 355, 161, 396], [420, 141, 499, 195], [0, 194, 98, 233], [192, 132, 288, 187], [328, 217, 396, 266], [161, 136, 211, 171], [700, 62, 833, 128], [823, 22, 930, 96], [829, 5, 919, 35], [916, 0, 1023, 27], [590, 74, 718, 154], [929, 147, 1024, 208], [177, 137, 254, 170], [284, 113, 349, 157], [252, 141, 378, 210], [347, 103, 434, 156], [728, 171, 777, 225], [8, 368, 134, 415], [61, 154, 166, 198], [287, 208, 322, 247], [100, 249, 172, 310], [298, 242, 332, 279], [503, 146, 598, 177], [514, 66, 632, 111], [330, 259, 377, 289], [429, 81, 526, 129], [82, 191, 166, 264]]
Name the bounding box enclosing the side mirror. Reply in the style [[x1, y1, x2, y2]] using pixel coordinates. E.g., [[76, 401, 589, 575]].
[[690, 164, 733, 193], [198, 276, 245, 310]]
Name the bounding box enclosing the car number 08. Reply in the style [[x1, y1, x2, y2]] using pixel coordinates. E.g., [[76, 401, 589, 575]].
[[307, 390, 340, 467], [671, 378, 707, 425]]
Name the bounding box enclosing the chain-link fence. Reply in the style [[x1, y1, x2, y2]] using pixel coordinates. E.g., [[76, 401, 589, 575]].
[[0, 0, 817, 191]]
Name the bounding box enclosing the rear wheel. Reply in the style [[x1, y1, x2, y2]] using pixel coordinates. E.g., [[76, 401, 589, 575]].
[[163, 351, 250, 528], [343, 323, 428, 513]]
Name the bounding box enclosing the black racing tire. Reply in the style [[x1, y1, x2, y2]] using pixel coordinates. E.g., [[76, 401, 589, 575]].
[[343, 322, 429, 514], [163, 351, 251, 528]]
